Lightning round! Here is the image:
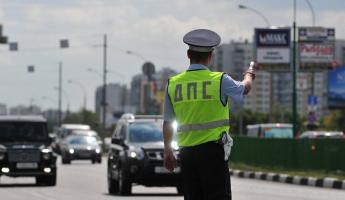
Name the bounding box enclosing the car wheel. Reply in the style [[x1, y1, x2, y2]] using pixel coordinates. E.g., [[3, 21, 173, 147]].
[[107, 168, 119, 194], [91, 159, 96, 164], [176, 185, 184, 195], [118, 168, 131, 195], [97, 158, 102, 164], [62, 157, 71, 164]]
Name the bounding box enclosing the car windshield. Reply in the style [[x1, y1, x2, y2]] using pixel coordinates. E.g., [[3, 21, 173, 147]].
[[128, 122, 163, 143], [68, 136, 98, 145], [263, 127, 293, 138], [0, 121, 48, 142]]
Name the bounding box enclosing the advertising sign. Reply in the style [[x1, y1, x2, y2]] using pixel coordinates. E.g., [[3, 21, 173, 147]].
[[308, 95, 318, 105], [255, 28, 291, 71], [299, 43, 334, 63], [257, 48, 290, 63], [299, 27, 335, 71], [328, 66, 345, 108], [299, 27, 335, 42]]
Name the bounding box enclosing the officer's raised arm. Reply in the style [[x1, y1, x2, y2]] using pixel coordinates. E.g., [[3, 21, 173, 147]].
[[242, 61, 257, 95]]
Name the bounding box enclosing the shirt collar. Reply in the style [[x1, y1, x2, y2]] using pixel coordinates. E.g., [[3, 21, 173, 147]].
[[187, 64, 209, 71]]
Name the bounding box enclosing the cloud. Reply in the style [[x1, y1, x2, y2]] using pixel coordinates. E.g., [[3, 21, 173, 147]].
[[0, 0, 344, 111]]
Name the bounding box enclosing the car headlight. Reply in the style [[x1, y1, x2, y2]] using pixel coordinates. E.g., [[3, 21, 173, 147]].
[[69, 149, 75, 154], [127, 147, 144, 160], [95, 148, 101, 154], [41, 148, 51, 160]]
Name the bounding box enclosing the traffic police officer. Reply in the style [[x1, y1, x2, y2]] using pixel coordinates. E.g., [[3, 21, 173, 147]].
[[163, 29, 255, 200]]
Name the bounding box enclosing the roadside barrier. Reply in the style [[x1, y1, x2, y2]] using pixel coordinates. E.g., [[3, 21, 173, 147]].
[[231, 136, 345, 171]]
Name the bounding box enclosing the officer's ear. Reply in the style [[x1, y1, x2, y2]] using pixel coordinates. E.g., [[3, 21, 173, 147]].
[[187, 50, 191, 59], [207, 51, 214, 64]]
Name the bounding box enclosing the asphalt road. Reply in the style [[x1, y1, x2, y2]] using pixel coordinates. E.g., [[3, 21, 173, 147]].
[[0, 158, 344, 200]]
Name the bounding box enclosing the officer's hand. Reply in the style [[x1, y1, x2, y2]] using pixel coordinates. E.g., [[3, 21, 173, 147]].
[[163, 147, 177, 172], [244, 61, 259, 81]]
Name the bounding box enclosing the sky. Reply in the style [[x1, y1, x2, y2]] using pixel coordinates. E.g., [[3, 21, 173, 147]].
[[0, 0, 344, 112]]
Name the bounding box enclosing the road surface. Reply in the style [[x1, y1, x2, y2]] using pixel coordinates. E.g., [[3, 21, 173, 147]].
[[0, 158, 344, 200]]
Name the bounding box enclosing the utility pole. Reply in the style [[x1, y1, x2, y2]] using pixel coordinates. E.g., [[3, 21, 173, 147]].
[[102, 34, 107, 135], [58, 62, 63, 126], [292, 0, 298, 137]]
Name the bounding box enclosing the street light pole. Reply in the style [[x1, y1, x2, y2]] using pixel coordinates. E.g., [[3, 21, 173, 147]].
[[126, 50, 147, 62], [292, 0, 298, 137], [305, 0, 316, 26], [238, 4, 271, 27], [102, 34, 108, 135]]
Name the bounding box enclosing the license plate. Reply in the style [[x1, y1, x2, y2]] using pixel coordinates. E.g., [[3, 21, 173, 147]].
[[16, 162, 38, 169], [79, 152, 91, 157], [154, 166, 180, 174]]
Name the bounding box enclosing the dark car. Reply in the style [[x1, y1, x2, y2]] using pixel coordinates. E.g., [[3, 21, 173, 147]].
[[107, 114, 181, 196], [60, 135, 102, 164], [0, 116, 57, 186]]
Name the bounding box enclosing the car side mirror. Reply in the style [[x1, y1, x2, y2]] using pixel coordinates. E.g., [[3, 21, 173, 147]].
[[49, 133, 56, 140], [111, 138, 122, 145]]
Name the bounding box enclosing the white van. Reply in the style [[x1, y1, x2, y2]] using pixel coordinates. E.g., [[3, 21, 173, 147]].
[[246, 123, 293, 138]]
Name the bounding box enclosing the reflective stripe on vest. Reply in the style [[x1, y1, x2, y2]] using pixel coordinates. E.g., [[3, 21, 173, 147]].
[[177, 119, 229, 132]]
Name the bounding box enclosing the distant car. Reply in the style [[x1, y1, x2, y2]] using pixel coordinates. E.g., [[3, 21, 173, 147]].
[[70, 129, 103, 146], [60, 135, 102, 164], [54, 124, 91, 154], [246, 123, 294, 138], [298, 131, 344, 139], [0, 115, 57, 186], [107, 114, 181, 196]]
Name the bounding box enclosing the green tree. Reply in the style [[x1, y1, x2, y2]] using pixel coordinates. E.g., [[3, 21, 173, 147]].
[[321, 110, 345, 132]]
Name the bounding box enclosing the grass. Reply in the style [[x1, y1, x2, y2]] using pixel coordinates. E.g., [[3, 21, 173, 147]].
[[230, 162, 345, 180]]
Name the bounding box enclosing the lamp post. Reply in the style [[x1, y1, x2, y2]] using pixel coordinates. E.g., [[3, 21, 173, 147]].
[[291, 0, 298, 137], [238, 4, 271, 27], [68, 79, 87, 111], [238, 4, 272, 135], [126, 50, 147, 62], [88, 68, 125, 84], [305, 0, 316, 26]]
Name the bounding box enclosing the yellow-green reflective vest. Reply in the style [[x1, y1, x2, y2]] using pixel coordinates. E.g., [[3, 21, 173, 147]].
[[168, 69, 230, 147]]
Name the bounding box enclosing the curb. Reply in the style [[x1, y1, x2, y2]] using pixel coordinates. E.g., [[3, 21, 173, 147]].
[[230, 169, 345, 190]]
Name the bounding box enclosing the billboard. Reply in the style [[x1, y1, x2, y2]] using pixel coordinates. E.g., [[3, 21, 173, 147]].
[[299, 27, 335, 71], [255, 28, 291, 71], [299, 43, 334, 63], [328, 66, 345, 108]]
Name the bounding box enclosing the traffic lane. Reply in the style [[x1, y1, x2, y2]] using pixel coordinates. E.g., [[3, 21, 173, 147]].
[[0, 158, 182, 200], [1, 158, 345, 200], [232, 176, 345, 200]]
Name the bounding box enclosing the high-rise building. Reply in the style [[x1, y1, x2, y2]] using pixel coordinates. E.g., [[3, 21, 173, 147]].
[[0, 103, 7, 115], [9, 105, 41, 115], [213, 40, 252, 80], [129, 67, 177, 114], [213, 40, 271, 113], [335, 39, 345, 65], [95, 83, 129, 126]]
